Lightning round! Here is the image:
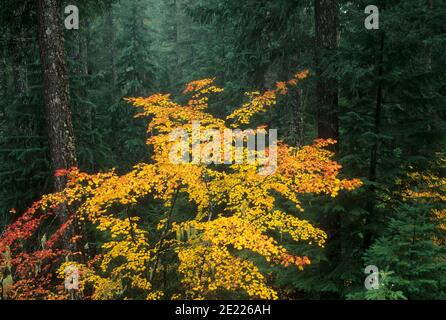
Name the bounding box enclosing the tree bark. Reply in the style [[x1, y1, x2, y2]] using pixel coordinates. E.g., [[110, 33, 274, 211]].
[[291, 87, 305, 147], [79, 28, 89, 77], [75, 22, 93, 137], [8, 28, 29, 135], [166, 0, 181, 84], [364, 32, 385, 251], [368, 33, 385, 184], [424, 0, 433, 70], [314, 1, 340, 299], [10, 30, 28, 97], [314, 0, 339, 141], [0, 46, 6, 118], [36, 0, 77, 192], [36, 3, 87, 296], [104, 10, 117, 90]]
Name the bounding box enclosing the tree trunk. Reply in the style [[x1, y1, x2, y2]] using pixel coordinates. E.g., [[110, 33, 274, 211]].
[[166, 0, 181, 84], [424, 0, 433, 70], [0, 46, 7, 117], [36, 0, 78, 192], [104, 10, 117, 91], [8, 28, 28, 135], [314, 0, 340, 299], [314, 0, 339, 142], [79, 28, 89, 77], [368, 33, 384, 185], [75, 22, 93, 138], [36, 3, 87, 296], [364, 32, 385, 251], [10, 30, 28, 97], [291, 87, 305, 147], [73, 26, 89, 76]]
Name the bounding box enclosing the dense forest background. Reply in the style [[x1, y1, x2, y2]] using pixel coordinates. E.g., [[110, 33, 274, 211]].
[[0, 0, 445, 299]]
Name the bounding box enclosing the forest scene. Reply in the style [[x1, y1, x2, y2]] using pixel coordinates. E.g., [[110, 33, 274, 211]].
[[0, 0, 445, 302]]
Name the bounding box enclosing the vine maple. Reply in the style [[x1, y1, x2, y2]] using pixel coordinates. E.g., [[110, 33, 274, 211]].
[[0, 71, 361, 300]]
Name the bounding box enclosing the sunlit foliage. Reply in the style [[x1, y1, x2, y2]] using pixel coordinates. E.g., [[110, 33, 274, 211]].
[[0, 72, 361, 300]]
